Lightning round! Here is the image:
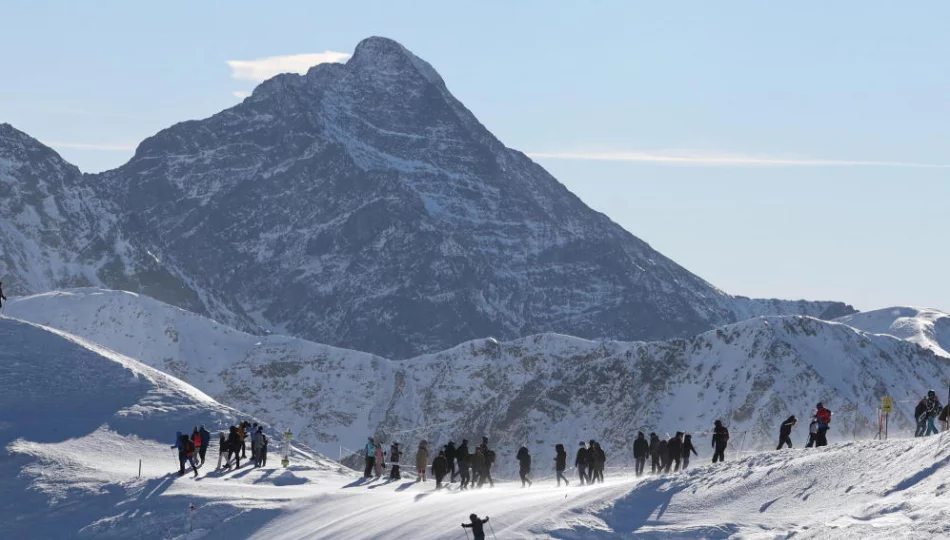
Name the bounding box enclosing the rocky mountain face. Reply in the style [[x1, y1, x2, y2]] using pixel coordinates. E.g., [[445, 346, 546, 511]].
[[9, 289, 941, 472], [1, 37, 853, 357]]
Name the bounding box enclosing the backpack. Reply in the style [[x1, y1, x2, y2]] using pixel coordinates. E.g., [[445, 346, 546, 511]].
[[485, 449, 496, 465], [185, 440, 195, 456]]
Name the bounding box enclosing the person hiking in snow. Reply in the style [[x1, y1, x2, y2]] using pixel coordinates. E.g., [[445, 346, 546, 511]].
[[574, 441, 589, 485], [374, 442, 385, 478], [251, 426, 265, 467], [648, 433, 661, 474], [814, 403, 832, 447], [633, 432, 649, 477], [667, 432, 683, 472], [777, 415, 797, 449], [238, 421, 248, 459], [389, 442, 402, 480], [924, 390, 943, 436], [554, 443, 570, 486], [682, 434, 698, 470], [480, 440, 496, 487], [712, 420, 729, 463], [461, 514, 490, 540], [433, 450, 448, 490], [226, 425, 242, 469], [173, 433, 199, 477], [0, 282, 6, 309], [590, 440, 606, 483], [216, 432, 228, 469], [516, 446, 533, 488], [472, 446, 486, 488], [915, 397, 929, 437], [197, 425, 211, 465], [191, 427, 203, 461], [657, 439, 669, 471], [445, 441, 458, 482], [458, 447, 471, 490], [260, 428, 269, 467], [805, 419, 819, 448], [415, 440, 429, 482], [457, 439, 470, 483], [363, 437, 377, 478]]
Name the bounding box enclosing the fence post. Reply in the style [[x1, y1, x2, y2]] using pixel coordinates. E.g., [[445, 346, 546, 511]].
[[138, 459, 142, 478]]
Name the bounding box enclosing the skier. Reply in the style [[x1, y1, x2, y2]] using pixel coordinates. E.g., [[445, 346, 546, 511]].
[[433, 450, 448, 490], [666, 432, 683, 472], [915, 398, 929, 437], [472, 446, 486, 488], [0, 282, 6, 309], [198, 425, 211, 465], [805, 419, 819, 448], [633, 432, 649, 477], [216, 431, 228, 469], [226, 425, 242, 469], [415, 440, 429, 483], [461, 514, 490, 540], [516, 446, 533, 487], [445, 441, 458, 482], [554, 443, 569, 486], [711, 420, 729, 463], [814, 403, 832, 447], [364, 437, 377, 478], [259, 428, 269, 467], [389, 442, 402, 480], [924, 390, 943, 436], [649, 433, 661, 474], [173, 433, 199, 477], [458, 446, 471, 489], [574, 441, 589, 485], [374, 442, 385, 478], [777, 415, 797, 449], [682, 434, 698, 470]]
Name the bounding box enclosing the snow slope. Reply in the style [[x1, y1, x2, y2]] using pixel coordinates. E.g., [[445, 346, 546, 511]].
[[8, 289, 948, 474], [0, 314, 347, 539], [835, 306, 950, 358]]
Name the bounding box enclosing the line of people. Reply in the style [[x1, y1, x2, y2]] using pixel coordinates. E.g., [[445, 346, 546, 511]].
[[172, 420, 270, 477]]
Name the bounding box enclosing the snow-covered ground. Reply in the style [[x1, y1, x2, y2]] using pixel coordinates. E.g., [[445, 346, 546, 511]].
[[835, 306, 950, 358]]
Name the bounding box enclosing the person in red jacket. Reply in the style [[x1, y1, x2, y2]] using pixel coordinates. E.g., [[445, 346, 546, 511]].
[[814, 403, 832, 447]]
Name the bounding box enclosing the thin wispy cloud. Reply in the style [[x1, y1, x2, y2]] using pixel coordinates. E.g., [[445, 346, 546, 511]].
[[226, 51, 351, 82], [46, 141, 137, 151], [527, 150, 950, 169], [232, 91, 252, 99]]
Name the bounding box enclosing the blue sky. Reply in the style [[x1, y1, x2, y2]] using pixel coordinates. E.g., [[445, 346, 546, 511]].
[[2, 1, 948, 312]]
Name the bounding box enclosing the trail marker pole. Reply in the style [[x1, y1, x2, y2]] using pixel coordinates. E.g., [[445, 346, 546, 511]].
[[138, 459, 142, 478], [281, 429, 293, 467], [881, 396, 894, 440]]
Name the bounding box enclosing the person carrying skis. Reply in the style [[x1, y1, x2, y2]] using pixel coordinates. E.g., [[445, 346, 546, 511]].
[[516, 446, 533, 488], [924, 390, 943, 436], [777, 415, 797, 449], [364, 437, 377, 478], [173, 433, 199, 477], [814, 403, 832, 446], [682, 434, 698, 470], [711, 420, 729, 463], [667, 432, 683, 472], [554, 443, 570, 486], [390, 442, 402, 480], [226, 425, 242, 469], [445, 441, 457, 482], [648, 433, 661, 474], [632, 432, 649, 477], [216, 431, 228, 469], [415, 440, 429, 482], [461, 514, 490, 540], [915, 397, 928, 437], [433, 450, 448, 490], [574, 441, 589, 485], [198, 425, 211, 465]]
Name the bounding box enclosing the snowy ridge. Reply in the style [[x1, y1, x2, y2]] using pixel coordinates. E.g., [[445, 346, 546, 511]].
[[835, 306, 950, 358], [7, 289, 945, 474]]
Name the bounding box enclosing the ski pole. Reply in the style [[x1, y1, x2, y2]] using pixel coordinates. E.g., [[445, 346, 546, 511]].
[[461, 525, 470, 540], [488, 521, 497, 540]]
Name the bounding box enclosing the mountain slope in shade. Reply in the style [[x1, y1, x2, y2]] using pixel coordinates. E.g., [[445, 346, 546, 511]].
[[835, 306, 950, 358], [8, 289, 940, 471]]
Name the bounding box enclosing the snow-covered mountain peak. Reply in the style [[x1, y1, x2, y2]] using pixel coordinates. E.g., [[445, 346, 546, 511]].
[[835, 306, 950, 358], [346, 36, 446, 87]]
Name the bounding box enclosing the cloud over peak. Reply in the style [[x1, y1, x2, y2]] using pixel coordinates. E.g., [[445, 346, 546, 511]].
[[226, 51, 351, 82]]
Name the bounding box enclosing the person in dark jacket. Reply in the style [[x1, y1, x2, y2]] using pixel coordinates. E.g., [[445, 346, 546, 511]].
[[389, 442, 402, 480], [666, 432, 683, 472], [682, 434, 698, 469], [216, 431, 228, 470], [657, 439, 669, 472], [554, 443, 569, 486], [173, 433, 199, 477], [472, 446, 485, 487], [915, 398, 929, 437], [777, 415, 797, 449], [516, 446, 533, 487], [433, 450, 449, 490], [633, 432, 649, 477], [591, 441, 606, 483], [445, 441, 458, 482], [648, 433, 661, 474], [480, 439, 495, 488], [712, 420, 729, 463], [0, 282, 6, 308], [458, 447, 471, 489], [574, 441, 589, 485], [226, 426, 242, 469], [462, 514, 490, 540], [259, 428, 269, 467], [924, 390, 943, 436], [198, 425, 211, 465], [363, 437, 377, 478], [805, 419, 819, 448]]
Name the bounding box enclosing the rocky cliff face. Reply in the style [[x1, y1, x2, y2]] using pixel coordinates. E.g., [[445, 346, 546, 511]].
[[1, 37, 853, 357]]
